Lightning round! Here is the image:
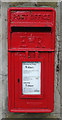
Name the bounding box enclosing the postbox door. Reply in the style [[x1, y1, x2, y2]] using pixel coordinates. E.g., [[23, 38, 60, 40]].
[[12, 52, 53, 110]]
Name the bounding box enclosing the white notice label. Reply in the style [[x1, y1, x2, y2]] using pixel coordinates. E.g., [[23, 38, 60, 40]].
[[22, 62, 41, 95]]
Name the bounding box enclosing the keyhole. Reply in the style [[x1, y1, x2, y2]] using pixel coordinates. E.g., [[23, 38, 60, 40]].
[[18, 78, 20, 83]]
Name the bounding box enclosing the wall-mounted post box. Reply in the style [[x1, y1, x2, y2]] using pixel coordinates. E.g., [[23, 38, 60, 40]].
[[8, 7, 56, 113]]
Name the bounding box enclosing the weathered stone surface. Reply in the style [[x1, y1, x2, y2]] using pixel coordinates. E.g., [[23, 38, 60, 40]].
[[60, 1, 62, 120], [1, 0, 58, 2], [36, 2, 57, 7]]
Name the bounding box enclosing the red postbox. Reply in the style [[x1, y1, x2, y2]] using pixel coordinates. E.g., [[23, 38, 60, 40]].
[[8, 7, 56, 113]]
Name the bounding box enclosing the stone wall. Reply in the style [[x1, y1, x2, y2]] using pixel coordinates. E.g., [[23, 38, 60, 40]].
[[0, 1, 61, 119]]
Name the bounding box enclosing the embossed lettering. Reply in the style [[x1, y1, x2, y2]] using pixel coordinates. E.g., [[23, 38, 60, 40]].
[[11, 12, 51, 22]]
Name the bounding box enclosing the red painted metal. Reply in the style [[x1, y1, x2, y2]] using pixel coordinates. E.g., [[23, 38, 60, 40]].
[[8, 7, 56, 113]]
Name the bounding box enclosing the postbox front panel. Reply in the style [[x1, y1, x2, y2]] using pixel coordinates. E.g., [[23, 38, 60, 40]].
[[8, 7, 55, 113], [11, 27, 52, 49]]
